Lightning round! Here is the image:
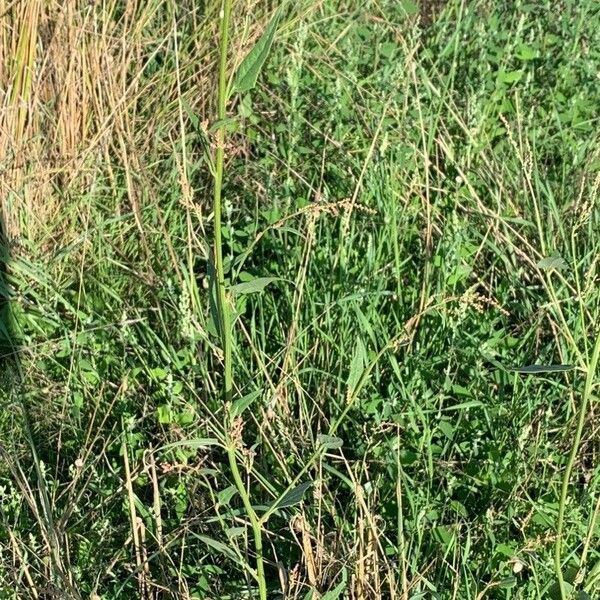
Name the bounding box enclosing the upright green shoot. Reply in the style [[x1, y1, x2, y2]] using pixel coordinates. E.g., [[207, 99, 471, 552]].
[[213, 0, 233, 402], [555, 330, 600, 599], [211, 2, 274, 598]]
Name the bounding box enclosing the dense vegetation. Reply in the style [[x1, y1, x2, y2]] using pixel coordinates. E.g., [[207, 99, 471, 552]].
[[1, 1, 600, 598]]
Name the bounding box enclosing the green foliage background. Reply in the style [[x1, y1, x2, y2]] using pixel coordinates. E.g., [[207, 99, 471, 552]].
[[1, 1, 600, 598]]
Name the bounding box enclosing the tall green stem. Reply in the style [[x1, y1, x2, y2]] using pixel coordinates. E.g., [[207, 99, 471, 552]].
[[227, 447, 267, 598], [213, 2, 267, 598], [555, 330, 600, 599], [214, 0, 233, 402]]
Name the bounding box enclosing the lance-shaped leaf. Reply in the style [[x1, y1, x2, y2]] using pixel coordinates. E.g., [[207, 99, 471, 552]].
[[230, 277, 278, 295], [510, 364, 575, 374], [265, 481, 312, 513], [231, 6, 283, 95], [347, 338, 366, 393]]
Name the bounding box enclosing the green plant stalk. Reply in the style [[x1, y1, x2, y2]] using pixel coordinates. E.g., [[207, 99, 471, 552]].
[[214, 0, 233, 402], [227, 444, 267, 598], [213, 2, 267, 599], [555, 329, 600, 599]]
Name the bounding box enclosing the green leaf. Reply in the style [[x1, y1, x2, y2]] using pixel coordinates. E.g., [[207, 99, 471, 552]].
[[516, 44, 536, 60], [321, 570, 347, 600], [497, 70, 522, 84], [399, 0, 418, 15], [268, 481, 312, 512], [163, 438, 221, 450], [499, 576, 517, 589], [347, 338, 366, 393], [208, 117, 239, 133], [150, 367, 169, 381], [225, 526, 246, 539], [230, 277, 278, 295], [207, 251, 222, 338], [510, 364, 575, 374], [317, 434, 343, 449], [450, 500, 467, 518], [191, 533, 240, 562], [231, 7, 282, 95], [175, 410, 194, 426], [548, 580, 574, 600], [217, 485, 237, 507], [442, 400, 484, 411], [157, 404, 172, 424], [180, 95, 199, 129], [231, 390, 261, 417], [438, 420, 454, 439], [494, 543, 516, 557], [537, 256, 568, 271], [434, 525, 455, 548], [380, 42, 397, 58]]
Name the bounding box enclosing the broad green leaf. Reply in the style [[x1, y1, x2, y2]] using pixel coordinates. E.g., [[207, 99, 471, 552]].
[[217, 485, 237, 507], [438, 420, 454, 439], [321, 568, 347, 600], [208, 117, 239, 133], [231, 7, 282, 95], [516, 44, 536, 60], [150, 367, 168, 381], [321, 578, 346, 599], [230, 277, 277, 295], [347, 338, 366, 393], [268, 481, 312, 512], [317, 434, 343, 449], [434, 525, 455, 548], [499, 577, 517, 589], [494, 543, 516, 557], [399, 0, 418, 15], [225, 526, 246, 539], [231, 390, 261, 417], [380, 42, 397, 58], [537, 256, 568, 271], [497, 70, 522, 84], [157, 404, 172, 424], [192, 533, 240, 562], [510, 364, 575, 374]]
